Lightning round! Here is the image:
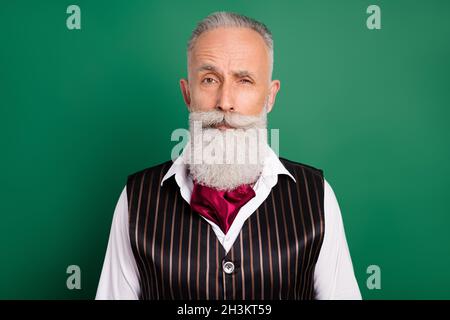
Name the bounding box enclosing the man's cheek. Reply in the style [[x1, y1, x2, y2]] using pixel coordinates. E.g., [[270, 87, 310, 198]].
[[195, 96, 217, 110], [236, 97, 264, 115]]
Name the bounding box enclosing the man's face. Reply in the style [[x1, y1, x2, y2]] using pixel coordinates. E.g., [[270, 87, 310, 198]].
[[180, 27, 280, 119]]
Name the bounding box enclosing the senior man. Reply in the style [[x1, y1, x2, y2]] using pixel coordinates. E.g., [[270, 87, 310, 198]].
[[96, 11, 362, 300]]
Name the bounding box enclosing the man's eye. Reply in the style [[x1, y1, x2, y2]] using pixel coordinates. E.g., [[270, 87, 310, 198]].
[[202, 77, 217, 84], [240, 79, 252, 84]]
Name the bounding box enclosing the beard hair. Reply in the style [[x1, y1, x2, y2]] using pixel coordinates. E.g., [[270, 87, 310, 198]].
[[186, 106, 269, 191]]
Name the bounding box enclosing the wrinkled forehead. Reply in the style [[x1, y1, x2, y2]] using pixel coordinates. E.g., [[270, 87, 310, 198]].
[[188, 27, 271, 77]]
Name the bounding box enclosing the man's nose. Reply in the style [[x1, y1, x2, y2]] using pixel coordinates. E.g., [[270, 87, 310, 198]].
[[216, 82, 235, 112]]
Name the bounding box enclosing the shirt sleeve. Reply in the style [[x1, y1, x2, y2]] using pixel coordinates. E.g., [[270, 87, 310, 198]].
[[95, 186, 141, 300], [313, 178, 362, 300]]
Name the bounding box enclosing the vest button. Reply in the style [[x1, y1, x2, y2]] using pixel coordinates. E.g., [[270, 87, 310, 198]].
[[222, 260, 235, 274]]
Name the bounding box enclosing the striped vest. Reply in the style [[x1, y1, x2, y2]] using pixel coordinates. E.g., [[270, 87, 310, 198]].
[[126, 158, 325, 300]]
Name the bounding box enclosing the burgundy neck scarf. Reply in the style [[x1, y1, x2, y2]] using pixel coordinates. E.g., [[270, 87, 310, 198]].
[[190, 181, 256, 234]]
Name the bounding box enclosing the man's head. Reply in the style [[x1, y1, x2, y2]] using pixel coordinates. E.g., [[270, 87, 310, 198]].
[[180, 11, 280, 116], [180, 12, 280, 190]]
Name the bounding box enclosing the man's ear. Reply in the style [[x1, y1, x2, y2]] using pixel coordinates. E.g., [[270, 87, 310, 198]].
[[180, 78, 191, 110], [266, 79, 281, 113]]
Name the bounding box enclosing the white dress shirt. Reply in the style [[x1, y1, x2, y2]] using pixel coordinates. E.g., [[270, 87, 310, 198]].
[[96, 146, 362, 300]]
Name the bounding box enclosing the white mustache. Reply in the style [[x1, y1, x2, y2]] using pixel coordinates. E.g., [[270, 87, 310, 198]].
[[189, 108, 267, 130]]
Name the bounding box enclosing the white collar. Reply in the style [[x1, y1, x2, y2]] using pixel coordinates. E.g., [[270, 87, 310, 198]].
[[161, 144, 296, 188]]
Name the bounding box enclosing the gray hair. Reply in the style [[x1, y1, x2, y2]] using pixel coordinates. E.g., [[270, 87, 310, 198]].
[[187, 11, 274, 78]]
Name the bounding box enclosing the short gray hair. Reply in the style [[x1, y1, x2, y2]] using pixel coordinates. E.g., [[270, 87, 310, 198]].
[[187, 11, 274, 78]]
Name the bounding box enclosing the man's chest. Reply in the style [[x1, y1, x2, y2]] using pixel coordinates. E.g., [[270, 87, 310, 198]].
[[127, 173, 324, 299]]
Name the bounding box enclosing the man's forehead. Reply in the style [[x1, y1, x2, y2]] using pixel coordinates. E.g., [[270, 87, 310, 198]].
[[189, 27, 270, 71], [194, 27, 267, 50]]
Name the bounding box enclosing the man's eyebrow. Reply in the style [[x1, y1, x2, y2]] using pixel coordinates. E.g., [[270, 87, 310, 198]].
[[196, 64, 221, 73], [233, 70, 256, 78], [196, 64, 256, 79]]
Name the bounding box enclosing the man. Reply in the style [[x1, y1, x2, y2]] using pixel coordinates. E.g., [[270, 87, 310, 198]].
[[96, 11, 361, 300]]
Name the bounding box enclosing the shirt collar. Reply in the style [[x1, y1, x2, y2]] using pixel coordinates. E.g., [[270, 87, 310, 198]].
[[161, 143, 296, 187], [262, 145, 296, 182]]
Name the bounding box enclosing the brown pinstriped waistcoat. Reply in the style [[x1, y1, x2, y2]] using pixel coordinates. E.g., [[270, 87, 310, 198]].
[[126, 158, 325, 300]]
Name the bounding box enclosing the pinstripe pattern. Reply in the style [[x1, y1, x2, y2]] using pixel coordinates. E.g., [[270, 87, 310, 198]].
[[127, 158, 324, 300]]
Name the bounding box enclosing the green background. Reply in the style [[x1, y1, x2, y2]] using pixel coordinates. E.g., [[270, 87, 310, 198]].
[[1, 0, 449, 299]]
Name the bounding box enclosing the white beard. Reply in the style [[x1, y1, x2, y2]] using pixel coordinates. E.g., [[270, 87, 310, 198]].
[[186, 107, 269, 191]]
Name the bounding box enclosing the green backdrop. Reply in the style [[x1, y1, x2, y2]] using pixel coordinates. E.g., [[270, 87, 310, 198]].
[[1, 0, 449, 299]]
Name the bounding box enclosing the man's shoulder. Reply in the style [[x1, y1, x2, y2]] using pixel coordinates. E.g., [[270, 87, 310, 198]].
[[127, 159, 173, 184], [278, 157, 324, 178]]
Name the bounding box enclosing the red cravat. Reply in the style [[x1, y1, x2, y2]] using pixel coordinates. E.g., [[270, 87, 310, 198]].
[[190, 182, 256, 234]]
